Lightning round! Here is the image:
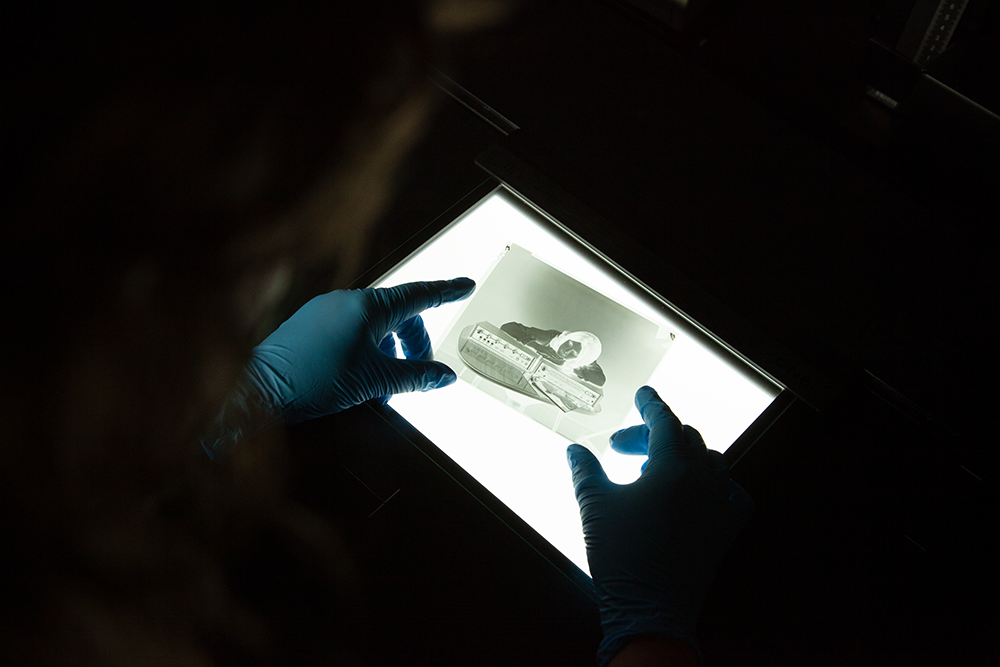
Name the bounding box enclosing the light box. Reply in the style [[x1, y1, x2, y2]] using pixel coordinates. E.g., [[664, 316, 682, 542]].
[[371, 183, 785, 582]]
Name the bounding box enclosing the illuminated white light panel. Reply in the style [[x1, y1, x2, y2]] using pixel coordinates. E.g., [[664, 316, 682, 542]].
[[376, 188, 780, 576]]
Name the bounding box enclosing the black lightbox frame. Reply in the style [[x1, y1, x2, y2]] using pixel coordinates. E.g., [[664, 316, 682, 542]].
[[348, 144, 830, 596]]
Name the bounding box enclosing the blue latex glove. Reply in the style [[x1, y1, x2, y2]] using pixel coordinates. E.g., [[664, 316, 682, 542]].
[[567, 386, 753, 666], [201, 278, 474, 459]]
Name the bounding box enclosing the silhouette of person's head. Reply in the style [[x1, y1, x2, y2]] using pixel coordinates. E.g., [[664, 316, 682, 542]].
[[2, 3, 519, 663]]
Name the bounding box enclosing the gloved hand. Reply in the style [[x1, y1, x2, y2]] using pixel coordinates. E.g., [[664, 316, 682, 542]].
[[201, 278, 474, 460], [566, 386, 753, 666], [248, 277, 475, 422]]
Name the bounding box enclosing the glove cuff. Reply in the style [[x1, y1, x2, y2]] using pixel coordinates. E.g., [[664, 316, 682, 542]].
[[597, 618, 701, 667], [199, 366, 282, 461]]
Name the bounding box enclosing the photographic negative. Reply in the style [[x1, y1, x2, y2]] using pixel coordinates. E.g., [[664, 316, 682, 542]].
[[435, 244, 675, 455]]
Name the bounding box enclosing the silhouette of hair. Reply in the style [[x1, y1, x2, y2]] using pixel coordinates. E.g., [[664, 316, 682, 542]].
[[1, 3, 518, 663]]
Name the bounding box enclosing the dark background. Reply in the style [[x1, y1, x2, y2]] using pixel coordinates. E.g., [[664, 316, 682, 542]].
[[287, 1, 998, 665]]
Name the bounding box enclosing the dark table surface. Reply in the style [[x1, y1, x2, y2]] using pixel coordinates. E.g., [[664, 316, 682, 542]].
[[284, 2, 998, 664]]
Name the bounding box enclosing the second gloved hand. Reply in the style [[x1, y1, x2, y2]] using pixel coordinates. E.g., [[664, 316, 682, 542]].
[[245, 277, 475, 424], [567, 386, 754, 666]]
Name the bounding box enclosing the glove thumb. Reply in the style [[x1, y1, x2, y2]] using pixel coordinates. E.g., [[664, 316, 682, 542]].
[[381, 357, 458, 396], [567, 444, 611, 508]]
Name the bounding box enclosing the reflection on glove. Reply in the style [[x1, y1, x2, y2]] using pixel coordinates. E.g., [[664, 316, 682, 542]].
[[201, 278, 474, 460], [566, 386, 753, 666]]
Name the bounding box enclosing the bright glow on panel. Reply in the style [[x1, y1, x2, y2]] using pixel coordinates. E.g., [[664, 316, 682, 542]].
[[376, 188, 781, 577]]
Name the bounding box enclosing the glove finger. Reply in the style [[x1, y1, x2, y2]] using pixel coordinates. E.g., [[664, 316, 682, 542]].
[[609, 424, 649, 456], [566, 444, 610, 511], [684, 424, 710, 454], [635, 386, 688, 469], [378, 357, 457, 397], [394, 314, 433, 360], [378, 333, 398, 358], [372, 335, 399, 405], [727, 479, 754, 532], [706, 448, 728, 472], [370, 278, 475, 336]]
